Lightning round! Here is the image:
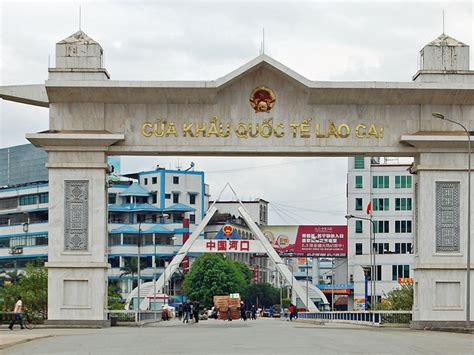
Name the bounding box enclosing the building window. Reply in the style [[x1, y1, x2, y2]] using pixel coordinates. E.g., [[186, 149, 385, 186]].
[[376, 265, 382, 281], [190, 194, 196, 205], [392, 265, 410, 280], [373, 198, 389, 211], [395, 243, 412, 254], [355, 243, 363, 255], [109, 235, 121, 245], [173, 176, 179, 184], [173, 213, 183, 223], [152, 177, 157, 184], [123, 234, 138, 245], [165, 193, 171, 199], [108, 193, 116, 204], [395, 176, 412, 189], [373, 242, 389, 254], [374, 220, 389, 233], [190, 214, 196, 224], [355, 176, 363, 189], [372, 176, 389, 189], [395, 220, 412, 233], [144, 178, 148, 185], [152, 193, 157, 204], [355, 198, 363, 211], [354, 156, 365, 169], [0, 197, 18, 210], [108, 256, 120, 268], [355, 220, 363, 233], [395, 198, 412, 211], [173, 193, 179, 204], [38, 193, 48, 204], [19, 195, 37, 206]]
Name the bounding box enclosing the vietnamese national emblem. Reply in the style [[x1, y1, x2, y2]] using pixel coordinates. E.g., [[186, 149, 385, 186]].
[[249, 86, 276, 113]]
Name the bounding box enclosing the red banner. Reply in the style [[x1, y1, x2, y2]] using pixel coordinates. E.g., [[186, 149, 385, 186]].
[[263, 225, 347, 257], [252, 266, 259, 284], [182, 218, 190, 273]]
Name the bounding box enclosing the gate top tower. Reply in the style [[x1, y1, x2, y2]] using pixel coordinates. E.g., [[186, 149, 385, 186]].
[[51, 31, 109, 81]]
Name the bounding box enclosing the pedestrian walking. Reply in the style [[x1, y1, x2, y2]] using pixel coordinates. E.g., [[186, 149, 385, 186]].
[[9, 296, 24, 330], [289, 303, 295, 321], [178, 302, 183, 321], [193, 300, 200, 323], [240, 301, 247, 321], [183, 300, 191, 323], [251, 304, 257, 320]]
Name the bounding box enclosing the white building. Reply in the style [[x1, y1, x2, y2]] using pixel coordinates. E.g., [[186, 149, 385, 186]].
[[347, 157, 414, 310]]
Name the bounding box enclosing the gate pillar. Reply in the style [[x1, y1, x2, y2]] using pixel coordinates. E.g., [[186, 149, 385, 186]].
[[44, 149, 109, 324], [413, 151, 473, 328]]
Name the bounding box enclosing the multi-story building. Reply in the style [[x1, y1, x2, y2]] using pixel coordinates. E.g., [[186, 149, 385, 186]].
[[0, 144, 48, 187], [347, 156, 414, 310], [0, 150, 208, 299], [107, 167, 208, 298]]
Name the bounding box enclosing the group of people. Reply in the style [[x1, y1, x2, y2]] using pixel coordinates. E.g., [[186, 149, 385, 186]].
[[239, 301, 257, 321], [179, 300, 200, 324]]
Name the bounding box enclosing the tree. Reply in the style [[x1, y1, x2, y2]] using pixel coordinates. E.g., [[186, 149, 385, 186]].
[[244, 283, 281, 308], [183, 254, 247, 307], [0, 264, 48, 319], [120, 257, 145, 288], [232, 260, 252, 286], [108, 283, 124, 310], [378, 284, 413, 310]]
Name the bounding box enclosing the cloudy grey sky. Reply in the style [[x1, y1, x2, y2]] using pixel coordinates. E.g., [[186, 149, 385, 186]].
[[0, 0, 472, 225]]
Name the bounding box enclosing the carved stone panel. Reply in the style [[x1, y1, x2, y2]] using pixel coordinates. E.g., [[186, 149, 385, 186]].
[[435, 181, 460, 252], [64, 180, 89, 251]]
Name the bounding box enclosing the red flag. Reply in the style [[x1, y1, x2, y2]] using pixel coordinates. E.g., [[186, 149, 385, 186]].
[[366, 201, 372, 215]]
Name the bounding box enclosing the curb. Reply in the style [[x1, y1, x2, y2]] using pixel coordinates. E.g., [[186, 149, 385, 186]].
[[0, 335, 53, 351]]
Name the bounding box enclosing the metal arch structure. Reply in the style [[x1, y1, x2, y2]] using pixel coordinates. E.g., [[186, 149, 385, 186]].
[[126, 201, 318, 312]]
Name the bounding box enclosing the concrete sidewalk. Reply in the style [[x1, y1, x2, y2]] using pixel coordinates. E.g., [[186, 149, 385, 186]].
[[0, 326, 101, 352]]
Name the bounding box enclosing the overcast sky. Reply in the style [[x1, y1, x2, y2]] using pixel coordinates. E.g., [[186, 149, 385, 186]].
[[0, 0, 472, 225]]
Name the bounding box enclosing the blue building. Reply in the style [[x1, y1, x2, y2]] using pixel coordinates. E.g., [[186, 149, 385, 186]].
[[0, 161, 208, 299]]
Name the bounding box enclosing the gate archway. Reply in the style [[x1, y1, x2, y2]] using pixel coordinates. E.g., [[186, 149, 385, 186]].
[[1, 30, 473, 328]]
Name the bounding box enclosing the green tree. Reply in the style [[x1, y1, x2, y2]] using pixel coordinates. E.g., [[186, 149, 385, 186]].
[[378, 284, 413, 310], [0, 264, 48, 319], [232, 260, 252, 285], [244, 283, 281, 308], [108, 283, 124, 310], [183, 254, 247, 307], [120, 257, 145, 286]]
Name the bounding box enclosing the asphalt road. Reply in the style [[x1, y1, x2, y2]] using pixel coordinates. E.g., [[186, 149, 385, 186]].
[[3, 318, 474, 355]]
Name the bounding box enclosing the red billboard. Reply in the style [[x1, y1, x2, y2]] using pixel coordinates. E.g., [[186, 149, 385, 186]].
[[262, 225, 347, 257]]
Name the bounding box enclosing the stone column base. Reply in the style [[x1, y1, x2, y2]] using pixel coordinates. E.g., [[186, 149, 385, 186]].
[[410, 320, 472, 331], [44, 319, 111, 328]]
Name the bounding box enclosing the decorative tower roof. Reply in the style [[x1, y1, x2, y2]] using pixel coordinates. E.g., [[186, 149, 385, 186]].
[[413, 33, 471, 81], [57, 30, 100, 45], [50, 29, 110, 80], [427, 34, 467, 47]]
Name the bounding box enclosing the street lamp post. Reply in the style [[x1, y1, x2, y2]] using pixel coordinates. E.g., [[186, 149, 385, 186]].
[[137, 213, 170, 311], [331, 259, 335, 312], [432, 112, 471, 329], [346, 214, 377, 309], [137, 220, 142, 311], [361, 266, 371, 311], [306, 257, 309, 311]]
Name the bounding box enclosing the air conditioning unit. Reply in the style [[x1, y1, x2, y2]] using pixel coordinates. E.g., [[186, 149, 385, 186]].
[[8, 246, 23, 255]]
